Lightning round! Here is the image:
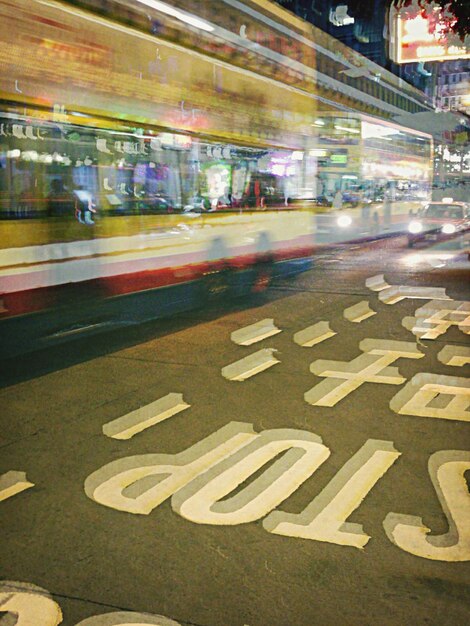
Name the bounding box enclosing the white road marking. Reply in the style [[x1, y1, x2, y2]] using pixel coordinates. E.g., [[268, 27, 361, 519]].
[[438, 345, 470, 367], [0, 581, 62, 625], [264, 440, 400, 549], [390, 373, 470, 422], [102, 393, 190, 440], [384, 450, 470, 561], [305, 339, 423, 407], [343, 301, 376, 323], [221, 348, 280, 381], [85, 422, 257, 514], [378, 285, 450, 305], [76, 610, 181, 625], [172, 429, 328, 525], [293, 320, 336, 347], [0, 581, 181, 625], [403, 300, 470, 340], [365, 274, 390, 291], [231, 319, 281, 345], [0, 471, 34, 503]]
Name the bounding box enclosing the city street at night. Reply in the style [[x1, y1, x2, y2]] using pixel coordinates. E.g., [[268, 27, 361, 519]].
[[1, 0, 470, 624], [1, 235, 469, 625]]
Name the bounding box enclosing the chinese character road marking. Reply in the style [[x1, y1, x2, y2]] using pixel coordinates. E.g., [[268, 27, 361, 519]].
[[390, 373, 470, 422], [221, 348, 280, 381], [365, 274, 390, 291], [378, 285, 450, 305], [305, 339, 423, 407], [343, 300, 376, 323], [293, 320, 336, 347], [231, 318, 281, 345], [384, 450, 470, 561], [365, 274, 450, 304], [102, 393, 190, 440], [0, 471, 34, 503], [403, 300, 470, 340], [438, 345, 470, 367]]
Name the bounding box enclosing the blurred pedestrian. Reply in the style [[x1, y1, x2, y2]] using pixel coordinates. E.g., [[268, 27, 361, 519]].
[[333, 189, 343, 210]]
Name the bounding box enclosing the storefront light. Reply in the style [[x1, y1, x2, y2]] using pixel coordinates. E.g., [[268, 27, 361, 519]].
[[136, 0, 214, 32], [7, 149, 20, 158], [334, 125, 360, 133]]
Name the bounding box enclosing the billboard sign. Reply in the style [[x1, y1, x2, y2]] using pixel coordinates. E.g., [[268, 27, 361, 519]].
[[390, 3, 470, 63]]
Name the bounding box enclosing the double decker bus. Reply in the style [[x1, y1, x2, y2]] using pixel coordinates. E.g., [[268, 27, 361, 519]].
[[312, 112, 433, 235], [0, 0, 320, 356]]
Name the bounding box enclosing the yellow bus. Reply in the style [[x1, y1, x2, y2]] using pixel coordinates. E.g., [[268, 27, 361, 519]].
[[0, 0, 319, 356]]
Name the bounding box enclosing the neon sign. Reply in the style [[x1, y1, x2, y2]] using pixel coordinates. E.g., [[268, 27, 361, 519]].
[[390, 5, 470, 63]]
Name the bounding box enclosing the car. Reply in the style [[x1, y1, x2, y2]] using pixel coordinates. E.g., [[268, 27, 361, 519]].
[[407, 199, 470, 248]]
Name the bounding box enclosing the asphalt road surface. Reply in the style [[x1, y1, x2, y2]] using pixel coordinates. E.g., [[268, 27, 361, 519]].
[[1, 234, 469, 626]]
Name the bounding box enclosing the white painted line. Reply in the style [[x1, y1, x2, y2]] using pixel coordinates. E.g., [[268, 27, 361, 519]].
[[264, 439, 400, 548], [390, 373, 470, 422], [306, 339, 423, 407], [0, 581, 63, 623], [231, 319, 281, 345], [438, 345, 470, 367], [343, 301, 376, 323], [365, 274, 390, 291], [293, 321, 336, 347], [403, 300, 470, 340], [221, 349, 280, 381], [379, 285, 450, 305], [0, 471, 34, 502], [384, 450, 470, 561], [102, 393, 190, 440]]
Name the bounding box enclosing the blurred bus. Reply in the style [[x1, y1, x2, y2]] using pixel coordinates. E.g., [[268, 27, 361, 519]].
[[312, 112, 433, 234], [0, 0, 318, 356]]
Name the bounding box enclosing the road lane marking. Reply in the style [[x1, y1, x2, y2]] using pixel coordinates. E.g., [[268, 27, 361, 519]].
[[0, 471, 34, 503], [85, 422, 257, 514], [438, 345, 470, 367], [305, 339, 423, 407], [221, 348, 280, 381], [390, 373, 470, 422], [264, 439, 400, 549], [403, 300, 470, 340], [172, 429, 329, 525], [102, 393, 190, 440], [384, 450, 470, 561], [343, 300, 376, 323], [293, 320, 336, 347], [231, 318, 281, 345]]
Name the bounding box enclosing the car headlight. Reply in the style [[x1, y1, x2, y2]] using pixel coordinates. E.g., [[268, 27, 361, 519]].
[[408, 220, 422, 234], [442, 223, 456, 234], [337, 215, 352, 228]]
